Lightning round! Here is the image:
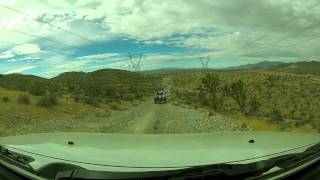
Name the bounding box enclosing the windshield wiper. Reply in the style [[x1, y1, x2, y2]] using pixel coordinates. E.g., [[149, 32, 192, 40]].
[[0, 145, 35, 171], [54, 142, 320, 180]]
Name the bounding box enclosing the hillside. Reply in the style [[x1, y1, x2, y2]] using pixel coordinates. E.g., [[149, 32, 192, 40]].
[[0, 73, 49, 91], [0, 69, 162, 103], [267, 61, 320, 75], [53, 69, 162, 103], [225, 61, 285, 70]]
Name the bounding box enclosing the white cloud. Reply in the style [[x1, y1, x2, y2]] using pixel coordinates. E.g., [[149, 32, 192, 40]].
[[0, 51, 15, 59], [51, 60, 91, 70], [0, 43, 41, 60], [13, 43, 40, 54], [4, 65, 37, 74], [78, 53, 120, 60], [42, 59, 92, 78]]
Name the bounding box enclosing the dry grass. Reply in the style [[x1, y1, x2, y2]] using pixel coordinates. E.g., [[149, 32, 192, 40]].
[[232, 115, 280, 131], [291, 124, 318, 133]]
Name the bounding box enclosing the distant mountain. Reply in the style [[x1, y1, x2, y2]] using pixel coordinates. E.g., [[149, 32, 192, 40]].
[[225, 61, 286, 70], [143, 61, 287, 74], [53, 69, 148, 86], [143, 68, 203, 74], [267, 61, 320, 75], [54, 69, 135, 82]]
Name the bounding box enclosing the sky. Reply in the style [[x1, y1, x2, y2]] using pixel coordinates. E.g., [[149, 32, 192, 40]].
[[0, 0, 320, 78]]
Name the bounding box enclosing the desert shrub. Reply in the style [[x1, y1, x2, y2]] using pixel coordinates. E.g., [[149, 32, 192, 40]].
[[270, 108, 283, 122], [84, 96, 100, 107], [131, 101, 139, 107], [241, 122, 248, 129], [1, 96, 10, 102], [308, 114, 315, 122], [248, 96, 261, 115], [134, 92, 144, 99], [294, 120, 304, 127], [109, 102, 127, 111], [311, 121, 320, 132], [37, 93, 58, 107], [180, 91, 198, 105], [174, 89, 182, 99], [279, 122, 289, 131], [17, 94, 31, 105], [29, 82, 46, 96], [109, 103, 121, 110], [198, 92, 209, 106], [122, 93, 134, 101], [73, 95, 82, 102]]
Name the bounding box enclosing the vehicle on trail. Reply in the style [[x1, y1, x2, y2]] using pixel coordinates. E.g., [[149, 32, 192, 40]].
[[154, 89, 167, 104]]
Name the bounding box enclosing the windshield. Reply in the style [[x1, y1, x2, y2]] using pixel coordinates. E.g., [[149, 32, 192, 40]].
[[0, 1, 319, 139]]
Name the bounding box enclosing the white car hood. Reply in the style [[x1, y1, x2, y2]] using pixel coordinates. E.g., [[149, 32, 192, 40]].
[[0, 131, 319, 172]]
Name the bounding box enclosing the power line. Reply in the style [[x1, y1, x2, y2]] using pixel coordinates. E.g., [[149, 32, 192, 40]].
[[0, 26, 96, 55], [0, 40, 19, 46], [215, 0, 320, 59], [0, 4, 109, 51], [0, 27, 72, 47], [284, 34, 320, 47], [0, 40, 22, 54], [242, 20, 320, 56]]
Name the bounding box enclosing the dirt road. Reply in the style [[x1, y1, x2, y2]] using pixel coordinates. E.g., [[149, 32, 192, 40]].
[[118, 98, 196, 134], [92, 93, 250, 134]]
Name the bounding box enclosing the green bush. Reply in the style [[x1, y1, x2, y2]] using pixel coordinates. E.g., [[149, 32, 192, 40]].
[[1, 96, 10, 102], [37, 94, 58, 108], [17, 94, 31, 105]]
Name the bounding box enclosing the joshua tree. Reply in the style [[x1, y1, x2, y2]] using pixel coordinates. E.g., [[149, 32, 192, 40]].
[[199, 74, 220, 110], [225, 79, 248, 114]]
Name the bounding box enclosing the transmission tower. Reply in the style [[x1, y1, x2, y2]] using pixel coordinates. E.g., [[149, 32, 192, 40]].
[[199, 55, 210, 70], [128, 48, 143, 72]]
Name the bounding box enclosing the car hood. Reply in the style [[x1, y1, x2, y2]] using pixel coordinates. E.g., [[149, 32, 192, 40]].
[[0, 131, 319, 172]]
